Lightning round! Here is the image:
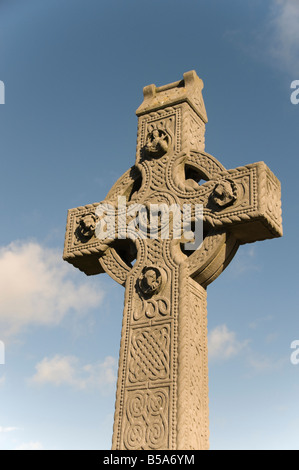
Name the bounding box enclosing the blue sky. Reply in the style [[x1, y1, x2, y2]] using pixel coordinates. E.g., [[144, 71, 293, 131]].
[[0, 0, 298, 450]]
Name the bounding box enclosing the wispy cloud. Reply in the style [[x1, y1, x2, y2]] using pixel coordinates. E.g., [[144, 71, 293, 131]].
[[0, 426, 19, 433], [209, 324, 287, 374], [14, 441, 44, 450], [224, 1, 299, 76], [30, 354, 117, 392], [208, 324, 249, 361], [0, 375, 5, 387], [247, 352, 287, 373], [0, 241, 104, 339], [249, 314, 274, 330], [228, 245, 260, 278], [267, 0, 299, 74]]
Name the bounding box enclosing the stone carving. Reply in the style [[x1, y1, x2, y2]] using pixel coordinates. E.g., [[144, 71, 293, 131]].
[[144, 128, 169, 158], [188, 113, 205, 152], [75, 212, 97, 242], [99, 247, 131, 286], [177, 279, 209, 449], [136, 297, 170, 321], [137, 109, 178, 163], [138, 266, 163, 296], [63, 71, 283, 450], [128, 324, 170, 384], [123, 388, 169, 450], [210, 180, 237, 209]]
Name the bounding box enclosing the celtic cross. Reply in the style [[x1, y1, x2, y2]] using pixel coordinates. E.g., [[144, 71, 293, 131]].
[[63, 71, 282, 450]]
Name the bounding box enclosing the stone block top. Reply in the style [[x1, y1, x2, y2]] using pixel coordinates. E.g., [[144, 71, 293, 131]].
[[136, 70, 208, 123]]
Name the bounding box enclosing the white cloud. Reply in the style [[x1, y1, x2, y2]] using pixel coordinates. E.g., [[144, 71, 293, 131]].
[[208, 324, 249, 361], [267, 0, 299, 74], [224, 1, 299, 76], [0, 241, 104, 338], [0, 426, 19, 433], [249, 314, 274, 330], [247, 353, 287, 373], [209, 324, 285, 372], [30, 354, 117, 391], [15, 441, 44, 450]]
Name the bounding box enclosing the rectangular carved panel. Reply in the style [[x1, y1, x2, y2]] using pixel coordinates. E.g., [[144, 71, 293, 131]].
[[121, 387, 170, 450], [177, 276, 209, 450], [127, 324, 171, 385], [136, 107, 181, 163]]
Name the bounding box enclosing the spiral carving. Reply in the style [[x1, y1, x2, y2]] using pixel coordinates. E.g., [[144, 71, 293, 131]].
[[124, 389, 168, 450]]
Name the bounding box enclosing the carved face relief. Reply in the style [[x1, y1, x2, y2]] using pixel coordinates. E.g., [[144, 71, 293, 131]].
[[144, 129, 169, 158], [210, 180, 237, 209], [138, 266, 163, 296], [76, 213, 97, 241]]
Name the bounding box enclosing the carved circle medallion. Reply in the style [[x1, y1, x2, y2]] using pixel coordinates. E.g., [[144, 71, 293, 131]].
[[210, 179, 237, 208], [75, 213, 97, 242], [144, 129, 169, 158], [138, 266, 164, 296]]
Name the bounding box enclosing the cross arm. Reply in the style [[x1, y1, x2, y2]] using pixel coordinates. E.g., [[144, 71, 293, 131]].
[[201, 161, 283, 244], [63, 202, 106, 275], [63, 165, 141, 280], [63, 199, 137, 285]]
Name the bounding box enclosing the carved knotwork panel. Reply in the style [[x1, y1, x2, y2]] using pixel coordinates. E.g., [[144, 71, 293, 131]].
[[146, 239, 164, 265], [123, 387, 170, 450], [186, 230, 226, 277], [177, 278, 209, 450], [147, 155, 169, 191], [185, 281, 209, 450], [262, 167, 283, 236], [181, 106, 206, 153], [168, 151, 226, 196], [99, 248, 131, 286], [127, 324, 171, 385], [105, 166, 144, 202], [189, 114, 205, 151]]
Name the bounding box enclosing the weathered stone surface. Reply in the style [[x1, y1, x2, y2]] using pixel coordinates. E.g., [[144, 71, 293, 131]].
[[63, 71, 282, 450]]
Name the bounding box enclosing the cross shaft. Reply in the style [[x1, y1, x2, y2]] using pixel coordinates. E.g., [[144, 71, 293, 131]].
[[63, 71, 282, 450]]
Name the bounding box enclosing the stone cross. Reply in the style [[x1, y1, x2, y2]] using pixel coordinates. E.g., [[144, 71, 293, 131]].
[[63, 71, 282, 450]]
